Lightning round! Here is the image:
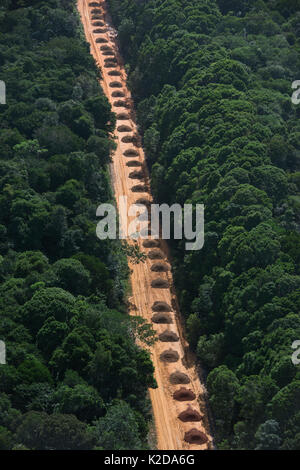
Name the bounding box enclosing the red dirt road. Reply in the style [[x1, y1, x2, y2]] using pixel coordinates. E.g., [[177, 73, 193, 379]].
[[77, 0, 212, 450]]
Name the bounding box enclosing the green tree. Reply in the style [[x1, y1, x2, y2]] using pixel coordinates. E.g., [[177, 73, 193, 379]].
[[255, 420, 282, 450], [93, 401, 143, 450]]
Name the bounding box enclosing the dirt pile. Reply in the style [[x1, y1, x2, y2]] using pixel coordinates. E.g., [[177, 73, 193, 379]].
[[131, 184, 148, 193], [108, 70, 121, 75], [160, 349, 179, 363], [127, 160, 142, 167], [104, 62, 117, 68], [121, 135, 134, 143], [148, 249, 164, 260], [117, 112, 130, 120], [124, 149, 139, 157], [100, 45, 112, 51], [112, 91, 125, 97], [105, 57, 117, 63], [184, 429, 208, 445], [109, 81, 122, 88], [114, 100, 128, 107], [151, 278, 169, 288], [129, 170, 143, 179], [151, 262, 169, 272], [152, 301, 171, 312], [96, 37, 108, 43], [151, 312, 173, 324], [117, 125, 131, 132], [169, 371, 191, 385], [178, 406, 202, 422], [158, 330, 179, 342], [173, 387, 196, 401]]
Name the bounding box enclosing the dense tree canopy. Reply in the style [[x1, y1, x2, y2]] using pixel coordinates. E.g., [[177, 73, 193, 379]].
[[0, 0, 155, 450], [108, 0, 300, 449]]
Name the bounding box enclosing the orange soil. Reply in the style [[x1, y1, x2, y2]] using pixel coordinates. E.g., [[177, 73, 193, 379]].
[[77, 0, 212, 450]]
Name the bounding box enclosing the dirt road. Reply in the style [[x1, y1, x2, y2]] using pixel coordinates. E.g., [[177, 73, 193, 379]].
[[77, 0, 212, 450]]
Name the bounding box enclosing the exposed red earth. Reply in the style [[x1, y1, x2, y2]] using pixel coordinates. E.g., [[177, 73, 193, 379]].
[[77, 0, 212, 450]]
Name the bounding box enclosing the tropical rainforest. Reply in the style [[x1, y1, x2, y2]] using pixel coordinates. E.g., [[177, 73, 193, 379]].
[[0, 0, 156, 450], [108, 0, 300, 450]]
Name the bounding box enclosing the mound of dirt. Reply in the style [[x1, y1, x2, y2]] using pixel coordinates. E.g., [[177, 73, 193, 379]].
[[178, 406, 202, 423], [121, 135, 134, 143], [114, 100, 127, 107], [117, 125, 131, 132], [126, 160, 142, 167], [151, 262, 169, 273], [93, 21, 105, 27], [160, 349, 179, 363], [117, 113, 130, 120], [96, 37, 108, 43], [108, 70, 121, 76], [105, 57, 117, 63], [148, 249, 164, 260], [151, 312, 173, 324], [158, 330, 179, 342], [104, 63, 117, 68], [152, 301, 171, 312], [169, 371, 190, 385], [151, 278, 169, 288], [184, 429, 208, 445], [109, 81, 122, 88], [112, 91, 125, 97], [131, 185, 148, 193], [173, 387, 196, 401], [129, 170, 143, 179], [124, 149, 139, 157], [91, 8, 102, 14]]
